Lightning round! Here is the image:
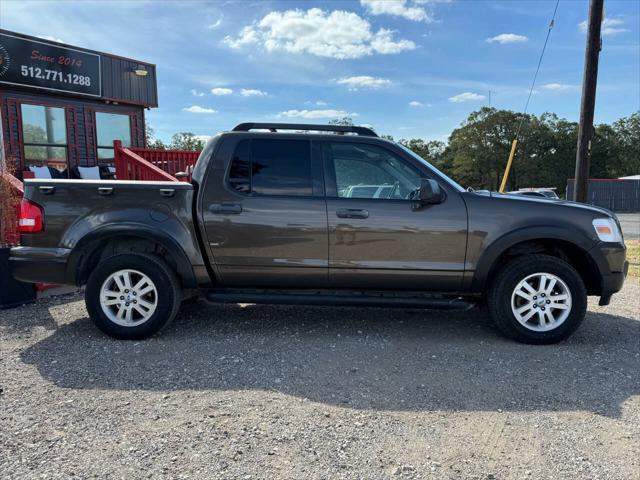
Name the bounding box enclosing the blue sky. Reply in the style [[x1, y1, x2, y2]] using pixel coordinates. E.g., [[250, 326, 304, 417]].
[[1, 0, 638, 143]]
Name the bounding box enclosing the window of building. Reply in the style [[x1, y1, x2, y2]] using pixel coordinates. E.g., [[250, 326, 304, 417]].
[[327, 143, 421, 200], [21, 104, 68, 175], [95, 112, 132, 164], [227, 139, 312, 196]]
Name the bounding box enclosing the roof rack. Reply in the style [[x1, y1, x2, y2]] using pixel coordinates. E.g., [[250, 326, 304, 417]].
[[232, 122, 378, 137]]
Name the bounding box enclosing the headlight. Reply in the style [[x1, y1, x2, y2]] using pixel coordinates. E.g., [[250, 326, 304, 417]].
[[592, 218, 623, 243]]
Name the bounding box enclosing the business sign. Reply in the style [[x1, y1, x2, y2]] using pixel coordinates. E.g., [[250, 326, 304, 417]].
[[0, 32, 101, 97]]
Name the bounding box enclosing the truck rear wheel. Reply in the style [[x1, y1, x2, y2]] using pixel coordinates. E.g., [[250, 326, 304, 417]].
[[85, 253, 181, 339], [487, 254, 587, 344]]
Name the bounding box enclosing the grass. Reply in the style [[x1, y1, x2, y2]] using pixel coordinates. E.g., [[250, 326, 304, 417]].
[[627, 240, 640, 279]]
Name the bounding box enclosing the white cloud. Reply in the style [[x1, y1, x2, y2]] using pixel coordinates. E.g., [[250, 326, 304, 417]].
[[579, 17, 627, 36], [315, 100, 328, 106], [448, 92, 486, 103], [370, 28, 416, 54], [182, 105, 217, 114], [360, 0, 432, 23], [279, 109, 356, 119], [37, 35, 65, 43], [191, 89, 205, 97], [224, 8, 415, 59], [409, 100, 423, 107], [208, 18, 222, 29], [211, 87, 233, 96], [240, 88, 267, 97], [486, 33, 528, 44], [541, 83, 577, 92], [337, 75, 392, 90]]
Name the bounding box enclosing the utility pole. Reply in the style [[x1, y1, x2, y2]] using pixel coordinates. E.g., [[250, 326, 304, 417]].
[[573, 0, 604, 203]]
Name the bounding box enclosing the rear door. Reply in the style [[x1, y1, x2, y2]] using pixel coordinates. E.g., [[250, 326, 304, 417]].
[[322, 140, 468, 290], [200, 135, 328, 287]]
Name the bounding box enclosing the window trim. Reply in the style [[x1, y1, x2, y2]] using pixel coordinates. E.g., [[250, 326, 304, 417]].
[[18, 101, 70, 174], [224, 137, 322, 199], [91, 109, 135, 164]]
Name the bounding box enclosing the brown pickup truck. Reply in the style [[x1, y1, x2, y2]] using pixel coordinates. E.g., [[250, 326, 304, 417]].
[[11, 123, 628, 343]]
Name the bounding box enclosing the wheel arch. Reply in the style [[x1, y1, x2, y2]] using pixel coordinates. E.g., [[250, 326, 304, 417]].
[[471, 226, 601, 295], [68, 225, 197, 288]]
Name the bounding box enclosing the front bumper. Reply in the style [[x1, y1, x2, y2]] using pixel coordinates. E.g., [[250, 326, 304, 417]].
[[588, 242, 628, 306], [9, 247, 73, 285]]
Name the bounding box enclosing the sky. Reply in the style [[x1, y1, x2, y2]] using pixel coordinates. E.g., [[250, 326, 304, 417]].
[[1, 0, 638, 143]]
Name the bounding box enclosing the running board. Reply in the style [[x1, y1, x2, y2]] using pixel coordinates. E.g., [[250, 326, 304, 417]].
[[204, 288, 475, 310]]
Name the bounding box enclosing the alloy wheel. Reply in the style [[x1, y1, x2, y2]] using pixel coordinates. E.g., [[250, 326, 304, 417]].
[[510, 272, 572, 332], [99, 269, 158, 327]]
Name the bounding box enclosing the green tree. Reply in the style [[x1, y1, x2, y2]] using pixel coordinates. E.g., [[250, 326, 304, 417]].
[[169, 132, 205, 151], [328, 117, 354, 126], [611, 112, 640, 177], [399, 138, 447, 170], [145, 125, 166, 149]]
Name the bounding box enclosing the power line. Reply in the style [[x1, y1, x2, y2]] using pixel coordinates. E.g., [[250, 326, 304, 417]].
[[515, 0, 561, 139], [499, 0, 561, 192]]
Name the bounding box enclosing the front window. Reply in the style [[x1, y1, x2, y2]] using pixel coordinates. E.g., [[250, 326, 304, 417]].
[[21, 104, 68, 177], [397, 143, 465, 192], [95, 112, 132, 165], [327, 142, 421, 200]]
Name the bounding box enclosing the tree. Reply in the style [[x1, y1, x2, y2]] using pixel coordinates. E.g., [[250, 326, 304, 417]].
[[328, 117, 354, 126], [443, 107, 525, 190], [611, 112, 640, 177], [399, 138, 447, 170], [169, 132, 205, 151], [145, 125, 166, 149]]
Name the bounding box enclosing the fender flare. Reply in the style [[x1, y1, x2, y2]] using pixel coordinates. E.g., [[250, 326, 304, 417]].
[[470, 225, 599, 292], [67, 224, 197, 288]]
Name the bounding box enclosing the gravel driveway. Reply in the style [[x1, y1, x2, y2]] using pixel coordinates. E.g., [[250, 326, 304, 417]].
[[1, 281, 639, 479]]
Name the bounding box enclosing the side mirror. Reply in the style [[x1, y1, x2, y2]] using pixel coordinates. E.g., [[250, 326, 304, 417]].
[[418, 179, 445, 204]]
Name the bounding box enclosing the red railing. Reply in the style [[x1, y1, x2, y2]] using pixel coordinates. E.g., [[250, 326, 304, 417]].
[[0, 172, 23, 247], [129, 147, 200, 182], [114, 140, 180, 182], [113, 141, 200, 182]]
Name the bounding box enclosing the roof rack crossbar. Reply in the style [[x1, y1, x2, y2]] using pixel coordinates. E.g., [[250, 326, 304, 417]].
[[232, 122, 378, 137]]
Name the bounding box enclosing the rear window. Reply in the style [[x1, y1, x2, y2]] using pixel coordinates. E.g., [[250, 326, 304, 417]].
[[227, 139, 312, 196]]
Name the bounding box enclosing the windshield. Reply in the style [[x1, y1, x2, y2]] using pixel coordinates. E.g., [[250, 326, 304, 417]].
[[397, 144, 465, 192]]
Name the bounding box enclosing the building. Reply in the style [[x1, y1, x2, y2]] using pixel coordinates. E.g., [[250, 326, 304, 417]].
[[0, 29, 157, 179]]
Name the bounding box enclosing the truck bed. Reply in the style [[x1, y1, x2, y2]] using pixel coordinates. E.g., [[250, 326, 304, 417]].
[[11, 179, 207, 286]]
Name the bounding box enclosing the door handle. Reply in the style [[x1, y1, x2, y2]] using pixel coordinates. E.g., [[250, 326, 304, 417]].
[[98, 187, 114, 196], [336, 208, 369, 219], [38, 186, 55, 195], [210, 203, 243, 214], [159, 188, 175, 197]]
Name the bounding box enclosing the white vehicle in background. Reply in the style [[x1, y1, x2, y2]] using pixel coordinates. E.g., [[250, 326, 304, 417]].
[[508, 188, 560, 199]]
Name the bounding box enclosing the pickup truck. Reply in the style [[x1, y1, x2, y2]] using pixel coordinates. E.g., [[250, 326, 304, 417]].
[[11, 123, 628, 344]]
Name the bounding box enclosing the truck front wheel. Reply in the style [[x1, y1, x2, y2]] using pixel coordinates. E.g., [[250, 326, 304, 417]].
[[85, 253, 181, 339], [487, 254, 587, 344]]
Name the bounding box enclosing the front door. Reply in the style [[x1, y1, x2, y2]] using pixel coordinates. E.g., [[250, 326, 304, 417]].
[[200, 137, 328, 287], [323, 141, 467, 291]]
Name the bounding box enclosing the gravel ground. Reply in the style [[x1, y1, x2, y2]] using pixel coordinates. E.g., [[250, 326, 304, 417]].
[[1, 281, 639, 479]]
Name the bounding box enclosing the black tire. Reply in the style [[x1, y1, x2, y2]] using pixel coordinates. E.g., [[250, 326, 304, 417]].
[[487, 254, 587, 344], [85, 253, 181, 340]]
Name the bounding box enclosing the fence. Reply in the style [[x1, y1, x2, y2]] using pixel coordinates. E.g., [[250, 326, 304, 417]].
[[114, 141, 200, 182], [128, 147, 200, 182], [566, 178, 640, 212]]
